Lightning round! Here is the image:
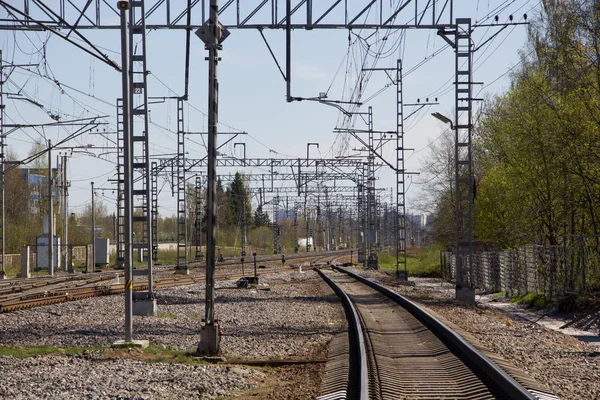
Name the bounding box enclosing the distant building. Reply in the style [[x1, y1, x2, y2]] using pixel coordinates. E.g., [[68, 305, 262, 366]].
[[18, 168, 59, 214]]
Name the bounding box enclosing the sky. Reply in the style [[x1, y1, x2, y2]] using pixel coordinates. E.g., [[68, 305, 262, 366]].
[[0, 0, 542, 219]]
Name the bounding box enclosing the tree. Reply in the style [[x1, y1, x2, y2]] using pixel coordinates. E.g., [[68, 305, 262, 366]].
[[224, 172, 253, 227], [253, 204, 271, 227]]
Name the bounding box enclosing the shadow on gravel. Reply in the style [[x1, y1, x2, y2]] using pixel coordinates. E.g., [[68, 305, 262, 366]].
[[223, 325, 346, 337], [214, 294, 340, 304], [155, 294, 203, 306]]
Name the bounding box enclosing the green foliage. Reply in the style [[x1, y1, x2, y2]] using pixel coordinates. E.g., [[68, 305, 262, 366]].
[[510, 293, 551, 309], [225, 172, 253, 228], [253, 204, 271, 227], [378, 246, 442, 277], [425, 2, 600, 250]]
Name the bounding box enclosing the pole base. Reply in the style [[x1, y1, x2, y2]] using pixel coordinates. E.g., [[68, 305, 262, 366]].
[[0, 271, 7, 279], [112, 339, 149, 349], [395, 270, 408, 281], [455, 286, 475, 303], [197, 323, 221, 355], [174, 268, 190, 275], [133, 298, 157, 316]]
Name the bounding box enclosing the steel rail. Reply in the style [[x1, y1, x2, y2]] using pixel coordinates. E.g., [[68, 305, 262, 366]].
[[333, 266, 536, 400], [315, 267, 368, 400]]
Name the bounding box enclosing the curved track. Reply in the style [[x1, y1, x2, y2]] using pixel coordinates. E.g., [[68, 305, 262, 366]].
[[317, 267, 558, 400]]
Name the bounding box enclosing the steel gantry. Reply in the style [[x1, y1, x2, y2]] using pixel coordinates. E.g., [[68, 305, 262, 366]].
[[0, 0, 465, 350], [0, 1, 454, 30]]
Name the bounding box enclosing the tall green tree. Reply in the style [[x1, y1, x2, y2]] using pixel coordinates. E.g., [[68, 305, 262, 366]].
[[224, 172, 253, 227]]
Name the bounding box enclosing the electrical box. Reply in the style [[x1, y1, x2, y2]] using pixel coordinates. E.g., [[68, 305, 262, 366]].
[[95, 238, 110, 266]]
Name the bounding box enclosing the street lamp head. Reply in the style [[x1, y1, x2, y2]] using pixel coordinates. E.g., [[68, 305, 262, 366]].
[[431, 112, 454, 129]]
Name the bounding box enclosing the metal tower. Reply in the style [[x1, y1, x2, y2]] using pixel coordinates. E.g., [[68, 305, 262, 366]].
[[272, 195, 280, 254], [454, 18, 475, 300], [129, 1, 154, 300], [396, 59, 407, 279], [116, 98, 125, 269], [151, 161, 158, 262], [176, 98, 188, 273], [194, 175, 203, 260]]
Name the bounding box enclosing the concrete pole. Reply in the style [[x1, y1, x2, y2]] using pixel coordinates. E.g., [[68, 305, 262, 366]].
[[118, 0, 133, 343], [48, 140, 54, 276], [91, 181, 95, 272]]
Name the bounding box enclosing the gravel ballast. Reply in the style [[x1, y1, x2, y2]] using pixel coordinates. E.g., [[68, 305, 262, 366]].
[[3, 261, 598, 399], [346, 267, 600, 400], [0, 268, 346, 399]]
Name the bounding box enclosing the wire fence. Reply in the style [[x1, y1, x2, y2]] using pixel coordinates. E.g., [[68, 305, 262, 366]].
[[440, 235, 600, 299]]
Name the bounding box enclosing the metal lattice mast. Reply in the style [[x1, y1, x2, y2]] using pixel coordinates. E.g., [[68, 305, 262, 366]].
[[357, 169, 365, 263], [151, 161, 158, 262], [176, 98, 188, 273], [454, 18, 474, 299], [316, 185, 321, 251], [396, 58, 407, 278], [194, 175, 203, 260], [325, 186, 330, 250], [293, 201, 298, 253], [273, 195, 280, 254], [366, 106, 377, 268], [116, 98, 125, 269], [0, 50, 4, 278], [304, 192, 310, 252], [129, 1, 154, 295], [241, 184, 247, 257]]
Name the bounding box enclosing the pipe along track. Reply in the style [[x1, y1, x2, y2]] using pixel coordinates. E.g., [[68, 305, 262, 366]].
[[317, 267, 558, 400]]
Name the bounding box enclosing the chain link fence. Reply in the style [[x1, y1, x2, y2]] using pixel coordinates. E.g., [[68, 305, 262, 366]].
[[440, 235, 600, 299]]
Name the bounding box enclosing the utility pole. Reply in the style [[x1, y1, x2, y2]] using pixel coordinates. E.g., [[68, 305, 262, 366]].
[[91, 181, 95, 273], [48, 140, 54, 276], [197, 0, 229, 355]]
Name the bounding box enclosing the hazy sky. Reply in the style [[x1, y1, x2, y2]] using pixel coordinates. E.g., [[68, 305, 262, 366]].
[[1, 0, 541, 218]]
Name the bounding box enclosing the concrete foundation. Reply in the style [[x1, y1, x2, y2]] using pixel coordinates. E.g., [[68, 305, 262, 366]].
[[455, 286, 475, 303], [197, 323, 221, 355], [18, 246, 31, 279], [0, 271, 7, 279], [174, 268, 189, 275], [133, 299, 157, 316], [395, 270, 408, 281], [111, 339, 149, 349]]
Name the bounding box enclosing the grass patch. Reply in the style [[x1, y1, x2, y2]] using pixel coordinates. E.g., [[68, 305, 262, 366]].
[[510, 293, 551, 309], [378, 246, 443, 278], [152, 311, 175, 319], [0, 345, 105, 358]]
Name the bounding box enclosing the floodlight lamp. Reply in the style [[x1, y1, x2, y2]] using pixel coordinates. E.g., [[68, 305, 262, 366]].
[[431, 112, 454, 129]]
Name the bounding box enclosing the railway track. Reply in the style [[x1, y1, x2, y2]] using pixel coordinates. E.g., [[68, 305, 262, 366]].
[[0, 251, 351, 313], [316, 266, 559, 400]]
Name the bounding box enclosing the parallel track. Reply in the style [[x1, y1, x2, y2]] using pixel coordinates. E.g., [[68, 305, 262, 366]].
[[0, 251, 351, 313], [317, 267, 559, 400]]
